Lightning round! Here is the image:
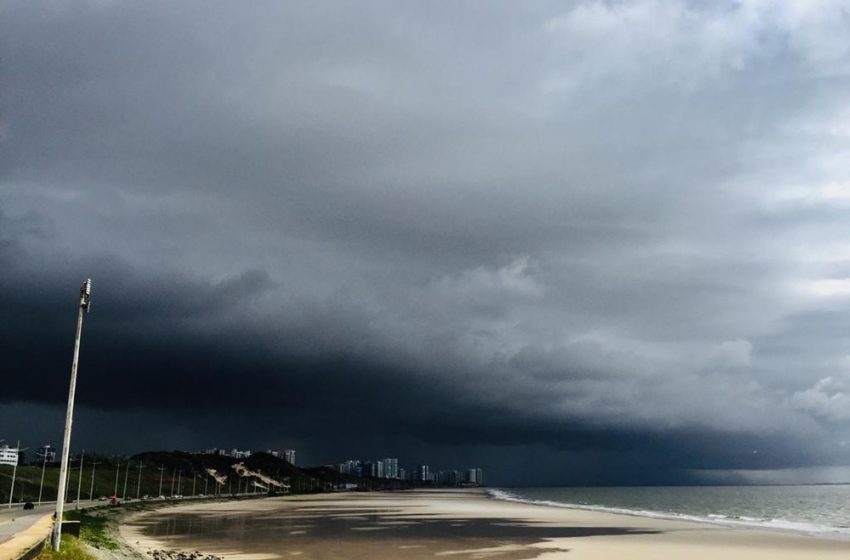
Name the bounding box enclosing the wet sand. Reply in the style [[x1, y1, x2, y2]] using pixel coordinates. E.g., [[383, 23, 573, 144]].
[[119, 489, 850, 559]]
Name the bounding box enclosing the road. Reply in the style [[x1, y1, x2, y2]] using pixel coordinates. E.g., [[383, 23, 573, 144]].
[[0, 505, 53, 543], [0, 500, 102, 559]]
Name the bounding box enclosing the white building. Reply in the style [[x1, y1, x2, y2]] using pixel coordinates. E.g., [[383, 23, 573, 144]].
[[0, 445, 18, 467], [283, 449, 296, 465], [382, 458, 398, 479]]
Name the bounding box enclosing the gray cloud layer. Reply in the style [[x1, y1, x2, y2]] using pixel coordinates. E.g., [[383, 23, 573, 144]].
[[3, 0, 850, 484]]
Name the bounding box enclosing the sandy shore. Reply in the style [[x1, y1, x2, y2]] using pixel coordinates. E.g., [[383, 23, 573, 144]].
[[119, 489, 850, 559]]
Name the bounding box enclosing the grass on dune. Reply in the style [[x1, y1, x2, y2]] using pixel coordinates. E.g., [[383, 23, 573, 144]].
[[64, 509, 120, 551], [35, 536, 94, 560]]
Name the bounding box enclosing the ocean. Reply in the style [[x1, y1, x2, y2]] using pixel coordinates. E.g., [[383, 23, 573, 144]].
[[489, 485, 850, 537]]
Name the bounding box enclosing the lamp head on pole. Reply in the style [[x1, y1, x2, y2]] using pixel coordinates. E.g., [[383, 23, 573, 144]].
[[80, 278, 92, 312]]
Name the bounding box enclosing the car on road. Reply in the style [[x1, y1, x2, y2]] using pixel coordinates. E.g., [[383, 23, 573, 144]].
[[23, 502, 35, 510]]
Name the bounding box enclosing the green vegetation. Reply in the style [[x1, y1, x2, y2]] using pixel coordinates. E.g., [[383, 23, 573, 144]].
[[64, 509, 120, 551], [1, 451, 363, 560], [0, 451, 330, 507], [35, 536, 94, 560], [0, 458, 127, 505]]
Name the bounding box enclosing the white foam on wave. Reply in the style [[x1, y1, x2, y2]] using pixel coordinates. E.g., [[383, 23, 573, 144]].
[[486, 488, 850, 539]]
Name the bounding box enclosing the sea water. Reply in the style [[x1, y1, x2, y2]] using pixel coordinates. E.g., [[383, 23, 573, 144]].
[[490, 485, 850, 538]]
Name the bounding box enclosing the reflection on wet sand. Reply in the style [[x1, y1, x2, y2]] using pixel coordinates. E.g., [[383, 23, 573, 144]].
[[128, 492, 655, 559]]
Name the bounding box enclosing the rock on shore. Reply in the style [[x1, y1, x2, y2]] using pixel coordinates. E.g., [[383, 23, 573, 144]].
[[147, 549, 222, 560]]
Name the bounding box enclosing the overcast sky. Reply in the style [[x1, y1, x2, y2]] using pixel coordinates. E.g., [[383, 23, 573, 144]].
[[2, 0, 850, 485]]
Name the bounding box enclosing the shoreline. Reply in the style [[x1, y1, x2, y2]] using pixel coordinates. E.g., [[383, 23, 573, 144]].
[[486, 487, 850, 540], [116, 489, 850, 559]]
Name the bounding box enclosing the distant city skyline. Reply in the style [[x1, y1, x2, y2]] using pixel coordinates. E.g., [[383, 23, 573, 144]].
[[1, 441, 484, 489], [334, 457, 482, 486]]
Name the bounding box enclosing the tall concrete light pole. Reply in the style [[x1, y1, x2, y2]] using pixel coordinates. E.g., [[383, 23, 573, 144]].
[[52, 279, 92, 551]]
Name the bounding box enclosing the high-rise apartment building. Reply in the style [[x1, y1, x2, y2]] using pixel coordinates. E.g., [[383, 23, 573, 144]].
[[466, 468, 484, 486], [382, 458, 398, 479], [339, 459, 362, 475]]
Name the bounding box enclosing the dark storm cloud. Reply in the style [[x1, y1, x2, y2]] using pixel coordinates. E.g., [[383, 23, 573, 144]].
[[3, 1, 850, 484]]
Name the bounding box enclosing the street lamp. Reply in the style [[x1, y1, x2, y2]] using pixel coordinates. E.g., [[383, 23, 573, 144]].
[[7, 441, 27, 509], [75, 450, 85, 509], [113, 461, 121, 498], [65, 455, 80, 504], [88, 459, 102, 501], [136, 463, 145, 499], [122, 461, 130, 501], [38, 444, 51, 505], [53, 278, 92, 551], [158, 465, 165, 498]]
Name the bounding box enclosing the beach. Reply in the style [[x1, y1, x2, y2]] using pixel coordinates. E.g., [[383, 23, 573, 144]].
[[119, 489, 850, 559]]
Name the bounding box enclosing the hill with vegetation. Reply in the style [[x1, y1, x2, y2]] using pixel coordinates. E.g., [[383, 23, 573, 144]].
[[0, 451, 410, 505]]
